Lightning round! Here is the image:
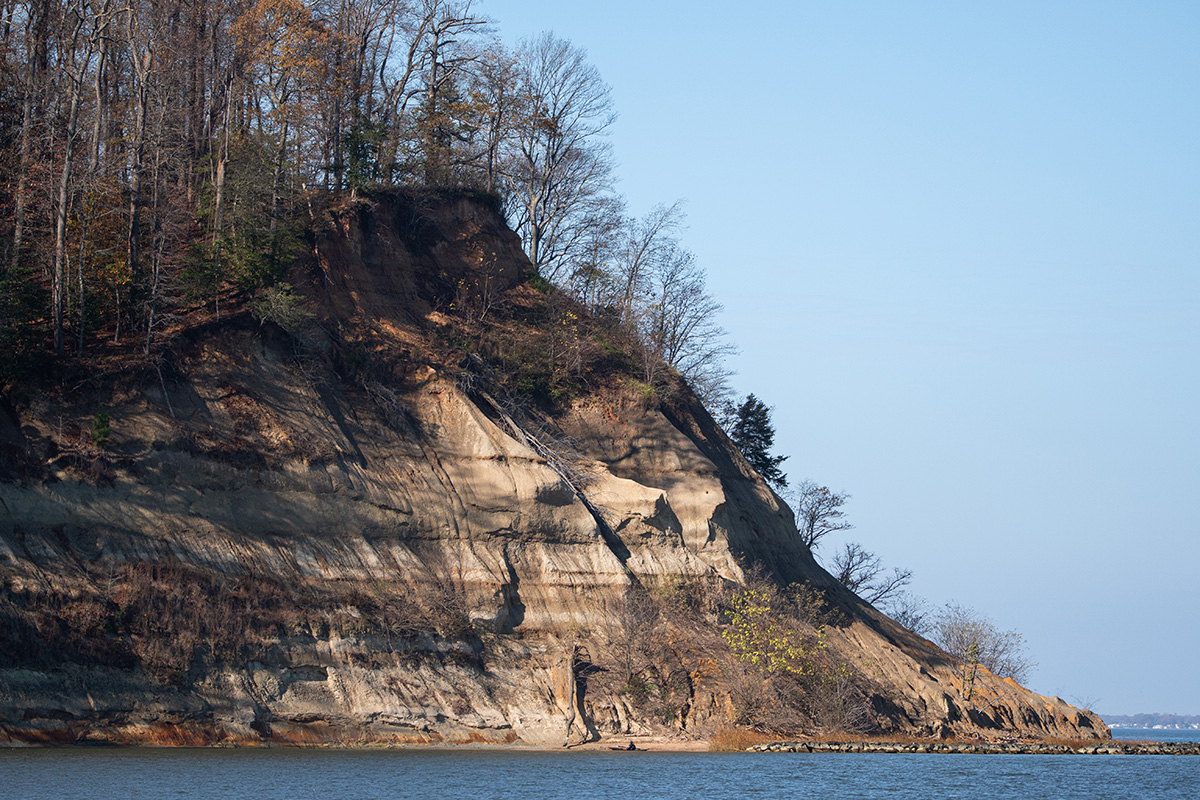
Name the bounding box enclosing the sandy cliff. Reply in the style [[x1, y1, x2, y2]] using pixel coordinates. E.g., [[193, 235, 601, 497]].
[[0, 192, 1106, 746]]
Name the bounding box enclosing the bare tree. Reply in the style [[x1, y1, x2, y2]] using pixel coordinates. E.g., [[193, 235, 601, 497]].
[[610, 201, 684, 323], [639, 247, 736, 406], [8, 0, 50, 277], [830, 541, 912, 606], [885, 592, 932, 636], [789, 480, 853, 550], [464, 43, 519, 192], [50, 0, 109, 354], [557, 193, 624, 307], [932, 603, 1033, 699], [605, 587, 660, 680], [502, 31, 617, 280], [122, 0, 159, 282], [593, 202, 738, 404]]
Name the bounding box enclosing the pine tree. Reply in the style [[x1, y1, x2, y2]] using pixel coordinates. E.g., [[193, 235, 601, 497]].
[[730, 394, 788, 488]]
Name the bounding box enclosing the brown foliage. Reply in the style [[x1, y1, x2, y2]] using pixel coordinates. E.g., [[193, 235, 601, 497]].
[[707, 728, 778, 752]]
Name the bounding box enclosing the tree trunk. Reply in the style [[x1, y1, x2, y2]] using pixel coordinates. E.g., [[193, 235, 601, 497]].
[[268, 120, 289, 268], [209, 79, 233, 317], [52, 81, 85, 356], [127, 17, 152, 282], [10, 4, 47, 272], [128, 77, 148, 279], [88, 5, 111, 175], [77, 213, 88, 355]]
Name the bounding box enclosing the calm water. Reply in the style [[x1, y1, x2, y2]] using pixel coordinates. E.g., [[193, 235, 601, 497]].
[[1, 748, 1197, 800], [1112, 728, 1200, 743]]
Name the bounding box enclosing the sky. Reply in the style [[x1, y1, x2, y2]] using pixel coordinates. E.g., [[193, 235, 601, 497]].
[[483, 0, 1200, 717]]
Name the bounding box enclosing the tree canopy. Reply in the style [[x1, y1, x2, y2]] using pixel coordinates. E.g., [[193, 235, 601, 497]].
[[0, 0, 735, 409], [730, 394, 788, 488]]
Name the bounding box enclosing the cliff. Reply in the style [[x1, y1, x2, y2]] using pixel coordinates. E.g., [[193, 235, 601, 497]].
[[0, 191, 1106, 746]]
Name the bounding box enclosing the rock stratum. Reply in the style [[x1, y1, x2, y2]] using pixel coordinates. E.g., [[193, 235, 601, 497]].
[[0, 192, 1107, 747]]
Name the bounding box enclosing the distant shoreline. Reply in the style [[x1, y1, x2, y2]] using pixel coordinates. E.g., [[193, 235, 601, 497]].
[[1102, 714, 1200, 730]]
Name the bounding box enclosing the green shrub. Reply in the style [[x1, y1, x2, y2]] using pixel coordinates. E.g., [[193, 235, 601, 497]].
[[630, 379, 657, 404], [252, 283, 313, 334], [89, 412, 112, 449]]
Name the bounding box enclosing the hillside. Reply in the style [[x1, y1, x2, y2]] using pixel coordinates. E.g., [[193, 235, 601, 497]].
[[0, 191, 1107, 746]]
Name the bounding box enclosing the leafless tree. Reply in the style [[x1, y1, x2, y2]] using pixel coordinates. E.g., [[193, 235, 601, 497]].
[[884, 591, 932, 636], [605, 587, 660, 680], [788, 480, 854, 550], [831, 541, 912, 606], [502, 31, 617, 280], [7, 0, 48, 276], [50, 0, 109, 354], [464, 43, 520, 192], [932, 603, 1033, 697], [607, 201, 684, 323], [556, 193, 625, 307], [638, 243, 736, 407]]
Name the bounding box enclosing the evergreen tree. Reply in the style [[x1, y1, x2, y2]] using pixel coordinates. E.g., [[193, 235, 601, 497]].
[[730, 394, 788, 488]]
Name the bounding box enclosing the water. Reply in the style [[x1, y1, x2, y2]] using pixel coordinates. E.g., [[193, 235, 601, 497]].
[[1112, 727, 1200, 743], [2, 748, 1198, 800]]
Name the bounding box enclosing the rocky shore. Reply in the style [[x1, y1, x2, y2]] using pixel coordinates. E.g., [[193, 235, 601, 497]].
[[749, 741, 1200, 755]]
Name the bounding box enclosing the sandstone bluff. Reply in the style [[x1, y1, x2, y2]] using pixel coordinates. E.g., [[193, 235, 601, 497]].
[[0, 192, 1107, 747]]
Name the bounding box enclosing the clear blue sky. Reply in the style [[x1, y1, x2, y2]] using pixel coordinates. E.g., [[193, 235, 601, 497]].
[[485, 0, 1200, 717]]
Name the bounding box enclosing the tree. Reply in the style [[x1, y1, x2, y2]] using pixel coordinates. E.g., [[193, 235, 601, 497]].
[[50, 0, 110, 354], [597, 202, 736, 406], [611, 201, 685, 324], [605, 587, 660, 681], [730, 394, 788, 488], [721, 587, 825, 677], [232, 0, 332, 266], [464, 44, 520, 192], [252, 282, 312, 334], [639, 248, 736, 408], [417, 4, 490, 185], [932, 603, 1033, 699], [502, 32, 617, 280], [831, 541, 912, 606], [884, 592, 932, 636], [790, 480, 852, 550]]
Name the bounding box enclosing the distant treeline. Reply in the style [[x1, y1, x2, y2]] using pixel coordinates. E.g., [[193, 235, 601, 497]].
[[1104, 713, 1200, 728]]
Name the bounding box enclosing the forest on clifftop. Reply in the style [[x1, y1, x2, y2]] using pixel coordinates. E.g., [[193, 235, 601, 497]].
[[0, 0, 733, 410]]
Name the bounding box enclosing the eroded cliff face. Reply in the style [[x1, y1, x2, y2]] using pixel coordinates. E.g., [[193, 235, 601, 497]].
[[0, 192, 1106, 746]]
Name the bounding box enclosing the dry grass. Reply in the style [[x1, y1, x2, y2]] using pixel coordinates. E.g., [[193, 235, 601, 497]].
[[708, 728, 779, 752]]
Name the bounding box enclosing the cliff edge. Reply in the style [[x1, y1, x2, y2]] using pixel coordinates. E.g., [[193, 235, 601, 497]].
[[0, 191, 1107, 746]]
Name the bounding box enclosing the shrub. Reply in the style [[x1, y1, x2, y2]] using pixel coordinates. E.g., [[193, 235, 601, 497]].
[[629, 379, 657, 405], [252, 283, 313, 334], [89, 412, 112, 449], [722, 587, 826, 677], [931, 603, 1033, 699]]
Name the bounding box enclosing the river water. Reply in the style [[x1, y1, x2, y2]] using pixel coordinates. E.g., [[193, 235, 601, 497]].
[[2, 747, 1198, 800], [1112, 728, 1200, 743]]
